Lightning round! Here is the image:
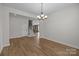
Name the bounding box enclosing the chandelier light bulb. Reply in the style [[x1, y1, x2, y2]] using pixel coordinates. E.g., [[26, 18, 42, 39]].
[[37, 16, 40, 18], [41, 14, 44, 17], [44, 15, 47, 19]]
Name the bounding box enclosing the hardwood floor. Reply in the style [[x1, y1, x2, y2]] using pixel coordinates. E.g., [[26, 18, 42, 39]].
[[0, 36, 79, 56]]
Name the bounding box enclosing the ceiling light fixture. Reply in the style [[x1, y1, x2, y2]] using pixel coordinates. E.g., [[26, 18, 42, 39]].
[[37, 3, 47, 20]]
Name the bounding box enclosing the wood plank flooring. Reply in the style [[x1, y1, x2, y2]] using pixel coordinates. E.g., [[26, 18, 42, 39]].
[[0, 36, 79, 56]]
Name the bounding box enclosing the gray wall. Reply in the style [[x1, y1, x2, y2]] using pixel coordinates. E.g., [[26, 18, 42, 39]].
[[0, 5, 9, 52], [43, 5, 79, 48], [0, 4, 36, 52], [0, 5, 3, 51], [9, 13, 28, 38]]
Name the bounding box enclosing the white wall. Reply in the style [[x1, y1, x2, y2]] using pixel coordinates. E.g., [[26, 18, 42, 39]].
[[0, 5, 10, 53], [9, 13, 28, 38], [2, 6, 10, 47], [0, 4, 36, 52], [43, 5, 79, 49], [39, 20, 47, 37], [0, 5, 3, 52]]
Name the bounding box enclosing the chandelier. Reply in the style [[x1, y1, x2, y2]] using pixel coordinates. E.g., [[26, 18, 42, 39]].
[[37, 3, 47, 20]]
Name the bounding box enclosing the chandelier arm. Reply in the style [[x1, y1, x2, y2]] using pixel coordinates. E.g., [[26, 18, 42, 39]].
[[37, 3, 47, 20]]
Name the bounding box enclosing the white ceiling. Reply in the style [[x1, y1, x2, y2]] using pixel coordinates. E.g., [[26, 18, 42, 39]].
[[1, 3, 77, 15]]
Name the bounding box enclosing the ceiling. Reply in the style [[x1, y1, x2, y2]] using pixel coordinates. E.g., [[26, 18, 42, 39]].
[[1, 3, 77, 15]]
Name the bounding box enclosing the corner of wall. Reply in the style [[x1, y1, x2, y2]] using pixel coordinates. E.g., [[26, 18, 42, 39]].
[[41, 35, 79, 49], [3, 40, 10, 48], [0, 41, 10, 54], [0, 46, 3, 54]]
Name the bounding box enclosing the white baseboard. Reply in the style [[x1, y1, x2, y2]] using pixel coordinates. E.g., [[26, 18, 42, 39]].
[[0, 46, 3, 53], [41, 36, 79, 49], [3, 42, 10, 47], [0, 41, 10, 54]]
